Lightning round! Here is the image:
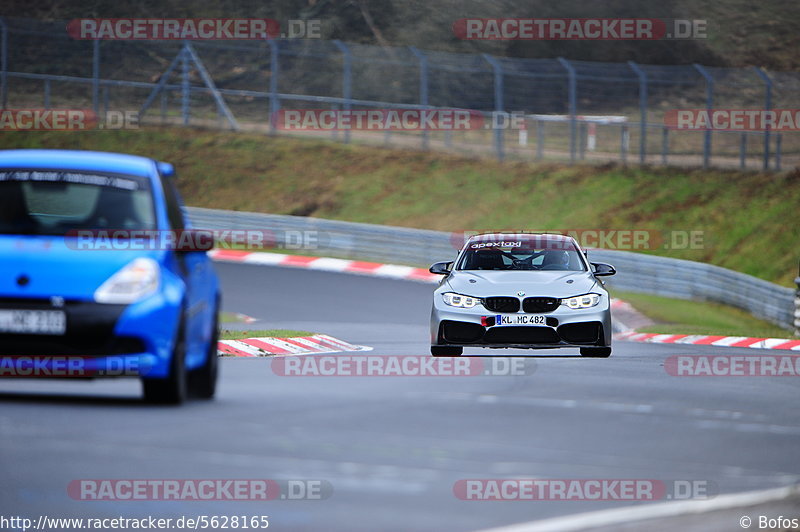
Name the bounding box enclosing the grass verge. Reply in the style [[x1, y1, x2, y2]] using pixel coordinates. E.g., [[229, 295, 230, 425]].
[[4, 128, 797, 286], [220, 329, 314, 341], [615, 291, 793, 339]]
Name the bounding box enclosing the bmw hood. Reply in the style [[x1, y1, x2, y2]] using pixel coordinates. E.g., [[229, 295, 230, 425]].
[[444, 270, 599, 299]]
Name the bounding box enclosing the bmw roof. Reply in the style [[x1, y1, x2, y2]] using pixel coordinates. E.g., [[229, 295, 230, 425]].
[[468, 232, 575, 242], [0, 149, 158, 177]]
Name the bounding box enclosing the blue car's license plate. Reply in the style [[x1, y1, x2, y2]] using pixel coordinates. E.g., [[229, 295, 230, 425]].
[[0, 309, 66, 335]]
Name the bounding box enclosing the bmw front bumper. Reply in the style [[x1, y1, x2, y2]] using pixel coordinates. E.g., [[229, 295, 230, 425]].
[[430, 295, 612, 349]]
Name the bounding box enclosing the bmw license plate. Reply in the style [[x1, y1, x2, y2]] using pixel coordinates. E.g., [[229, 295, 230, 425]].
[[496, 314, 547, 326], [0, 309, 66, 335]]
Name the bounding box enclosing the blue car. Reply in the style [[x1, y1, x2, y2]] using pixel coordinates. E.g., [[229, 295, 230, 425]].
[[0, 149, 220, 403]]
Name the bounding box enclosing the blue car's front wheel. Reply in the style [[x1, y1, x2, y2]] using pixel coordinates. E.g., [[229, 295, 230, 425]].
[[189, 298, 219, 400], [142, 312, 188, 404]]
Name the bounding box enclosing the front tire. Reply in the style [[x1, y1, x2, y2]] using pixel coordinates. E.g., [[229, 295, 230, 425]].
[[143, 312, 188, 404], [431, 345, 463, 357], [580, 346, 612, 358], [189, 299, 219, 399]]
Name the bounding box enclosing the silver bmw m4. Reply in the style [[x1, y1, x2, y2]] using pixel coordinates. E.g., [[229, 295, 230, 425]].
[[429, 233, 616, 357]]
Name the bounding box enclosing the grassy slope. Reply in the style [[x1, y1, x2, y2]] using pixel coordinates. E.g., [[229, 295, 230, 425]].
[[615, 291, 792, 338], [3, 127, 798, 286]]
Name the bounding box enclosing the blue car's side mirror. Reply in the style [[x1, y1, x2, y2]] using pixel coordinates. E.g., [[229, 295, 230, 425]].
[[157, 162, 176, 178]]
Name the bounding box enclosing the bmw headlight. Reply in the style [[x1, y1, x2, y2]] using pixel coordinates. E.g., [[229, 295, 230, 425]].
[[442, 292, 481, 308], [94, 258, 160, 304], [561, 293, 601, 309]]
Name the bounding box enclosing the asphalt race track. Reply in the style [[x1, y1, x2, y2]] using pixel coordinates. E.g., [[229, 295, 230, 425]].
[[1, 262, 799, 531]]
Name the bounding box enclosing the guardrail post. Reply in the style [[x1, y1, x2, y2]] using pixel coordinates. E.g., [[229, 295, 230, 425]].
[[410, 46, 429, 150], [557, 57, 577, 164], [795, 262, 800, 337], [693, 64, 713, 169], [483, 54, 505, 162], [92, 39, 100, 115], [753, 67, 772, 171], [333, 40, 352, 144], [181, 43, 190, 126], [267, 37, 280, 133], [628, 61, 647, 165], [0, 18, 7, 108]]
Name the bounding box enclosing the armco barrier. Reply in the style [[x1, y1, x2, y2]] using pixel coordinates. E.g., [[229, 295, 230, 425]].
[[187, 207, 795, 331]]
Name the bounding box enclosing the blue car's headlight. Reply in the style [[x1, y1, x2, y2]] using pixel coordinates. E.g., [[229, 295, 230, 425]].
[[442, 292, 481, 308], [94, 258, 160, 304], [561, 293, 601, 309]]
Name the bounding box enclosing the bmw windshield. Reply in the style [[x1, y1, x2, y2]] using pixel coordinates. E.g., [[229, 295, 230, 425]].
[[457, 237, 587, 271]]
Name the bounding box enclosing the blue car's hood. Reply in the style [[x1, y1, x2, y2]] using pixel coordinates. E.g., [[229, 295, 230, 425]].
[[0, 235, 166, 300]]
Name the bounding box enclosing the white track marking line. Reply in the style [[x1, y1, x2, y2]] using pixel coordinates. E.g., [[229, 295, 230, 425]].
[[476, 484, 800, 532]]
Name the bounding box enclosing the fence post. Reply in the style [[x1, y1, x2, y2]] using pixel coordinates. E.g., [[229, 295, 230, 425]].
[[181, 43, 190, 126], [661, 127, 669, 165], [795, 262, 800, 337], [693, 64, 713, 169], [0, 18, 7, 109], [628, 61, 647, 165], [536, 120, 544, 160], [267, 38, 280, 134], [620, 124, 628, 165], [92, 39, 100, 115], [333, 40, 352, 144], [753, 67, 772, 171], [409, 46, 429, 150], [739, 133, 747, 169], [483, 54, 504, 162], [557, 57, 577, 164], [775, 134, 782, 170]]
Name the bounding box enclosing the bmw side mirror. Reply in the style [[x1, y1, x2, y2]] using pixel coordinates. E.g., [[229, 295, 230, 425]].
[[429, 261, 453, 275], [591, 262, 616, 277]]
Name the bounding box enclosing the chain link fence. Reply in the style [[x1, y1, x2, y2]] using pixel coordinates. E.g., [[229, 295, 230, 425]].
[[2, 17, 798, 169]]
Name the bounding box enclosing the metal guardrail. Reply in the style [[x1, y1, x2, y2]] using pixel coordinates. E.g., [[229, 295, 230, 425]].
[[187, 207, 796, 331]]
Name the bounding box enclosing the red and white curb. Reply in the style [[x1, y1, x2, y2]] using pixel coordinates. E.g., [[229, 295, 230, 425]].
[[209, 249, 439, 283], [614, 330, 800, 351], [218, 334, 372, 357]]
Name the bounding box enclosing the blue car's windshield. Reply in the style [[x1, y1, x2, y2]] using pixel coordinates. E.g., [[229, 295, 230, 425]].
[[457, 238, 586, 271], [0, 170, 156, 236]]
